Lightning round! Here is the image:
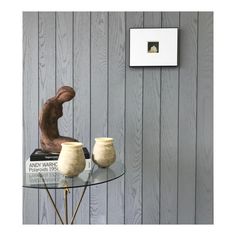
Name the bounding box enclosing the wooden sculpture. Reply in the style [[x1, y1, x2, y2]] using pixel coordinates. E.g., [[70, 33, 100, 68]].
[[39, 86, 78, 153]]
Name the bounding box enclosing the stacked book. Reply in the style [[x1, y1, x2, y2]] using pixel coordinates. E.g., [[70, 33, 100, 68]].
[[25, 148, 91, 174]]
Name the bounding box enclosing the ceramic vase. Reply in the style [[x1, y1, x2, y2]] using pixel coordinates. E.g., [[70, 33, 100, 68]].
[[58, 142, 86, 177], [92, 137, 116, 168]]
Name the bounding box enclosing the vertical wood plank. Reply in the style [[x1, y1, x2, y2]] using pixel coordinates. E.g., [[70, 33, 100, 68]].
[[125, 12, 143, 224], [90, 12, 108, 224], [56, 12, 73, 223], [23, 12, 39, 224], [178, 12, 198, 224], [73, 12, 91, 224], [160, 12, 179, 224], [196, 12, 213, 224], [142, 11, 161, 224], [107, 12, 125, 224], [38, 12, 56, 224]]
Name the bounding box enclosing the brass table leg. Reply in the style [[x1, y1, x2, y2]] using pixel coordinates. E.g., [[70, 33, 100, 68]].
[[39, 173, 88, 225], [39, 165, 95, 224], [39, 173, 64, 224], [70, 165, 95, 224], [64, 187, 70, 224], [70, 185, 88, 224]]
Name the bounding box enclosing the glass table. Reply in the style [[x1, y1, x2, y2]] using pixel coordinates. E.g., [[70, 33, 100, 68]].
[[23, 161, 125, 224]]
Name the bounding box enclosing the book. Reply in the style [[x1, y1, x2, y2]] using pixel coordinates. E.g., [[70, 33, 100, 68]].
[[30, 147, 90, 161], [25, 158, 92, 173], [30, 149, 59, 161]]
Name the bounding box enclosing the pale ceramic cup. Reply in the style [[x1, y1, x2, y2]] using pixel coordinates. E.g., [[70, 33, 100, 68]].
[[58, 142, 86, 177], [92, 137, 116, 168]]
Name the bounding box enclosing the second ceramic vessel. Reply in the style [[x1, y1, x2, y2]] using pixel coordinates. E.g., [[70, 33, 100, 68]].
[[58, 142, 86, 177], [92, 137, 116, 168]]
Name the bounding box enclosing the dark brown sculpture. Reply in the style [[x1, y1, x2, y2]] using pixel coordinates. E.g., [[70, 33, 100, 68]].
[[39, 86, 78, 153]]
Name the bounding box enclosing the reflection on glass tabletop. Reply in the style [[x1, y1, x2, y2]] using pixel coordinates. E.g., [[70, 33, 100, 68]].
[[23, 161, 125, 189]]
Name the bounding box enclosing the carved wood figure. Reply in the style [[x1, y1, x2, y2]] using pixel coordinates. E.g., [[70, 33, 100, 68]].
[[39, 86, 78, 153]]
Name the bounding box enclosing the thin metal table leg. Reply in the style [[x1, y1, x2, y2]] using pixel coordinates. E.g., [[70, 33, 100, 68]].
[[39, 165, 95, 225], [70, 165, 95, 224], [39, 173, 64, 224], [64, 187, 70, 224], [70, 185, 88, 224]]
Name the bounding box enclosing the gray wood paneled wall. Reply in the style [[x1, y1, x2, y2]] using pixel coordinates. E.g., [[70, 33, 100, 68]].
[[23, 11, 213, 224]]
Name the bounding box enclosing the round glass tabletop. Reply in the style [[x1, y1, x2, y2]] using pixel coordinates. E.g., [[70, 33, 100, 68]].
[[23, 161, 125, 189]]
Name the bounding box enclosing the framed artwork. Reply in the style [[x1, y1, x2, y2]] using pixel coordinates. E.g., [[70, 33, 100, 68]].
[[129, 28, 178, 67]]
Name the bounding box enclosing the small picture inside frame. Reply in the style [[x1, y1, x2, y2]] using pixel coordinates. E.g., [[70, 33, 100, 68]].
[[148, 42, 159, 53]]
